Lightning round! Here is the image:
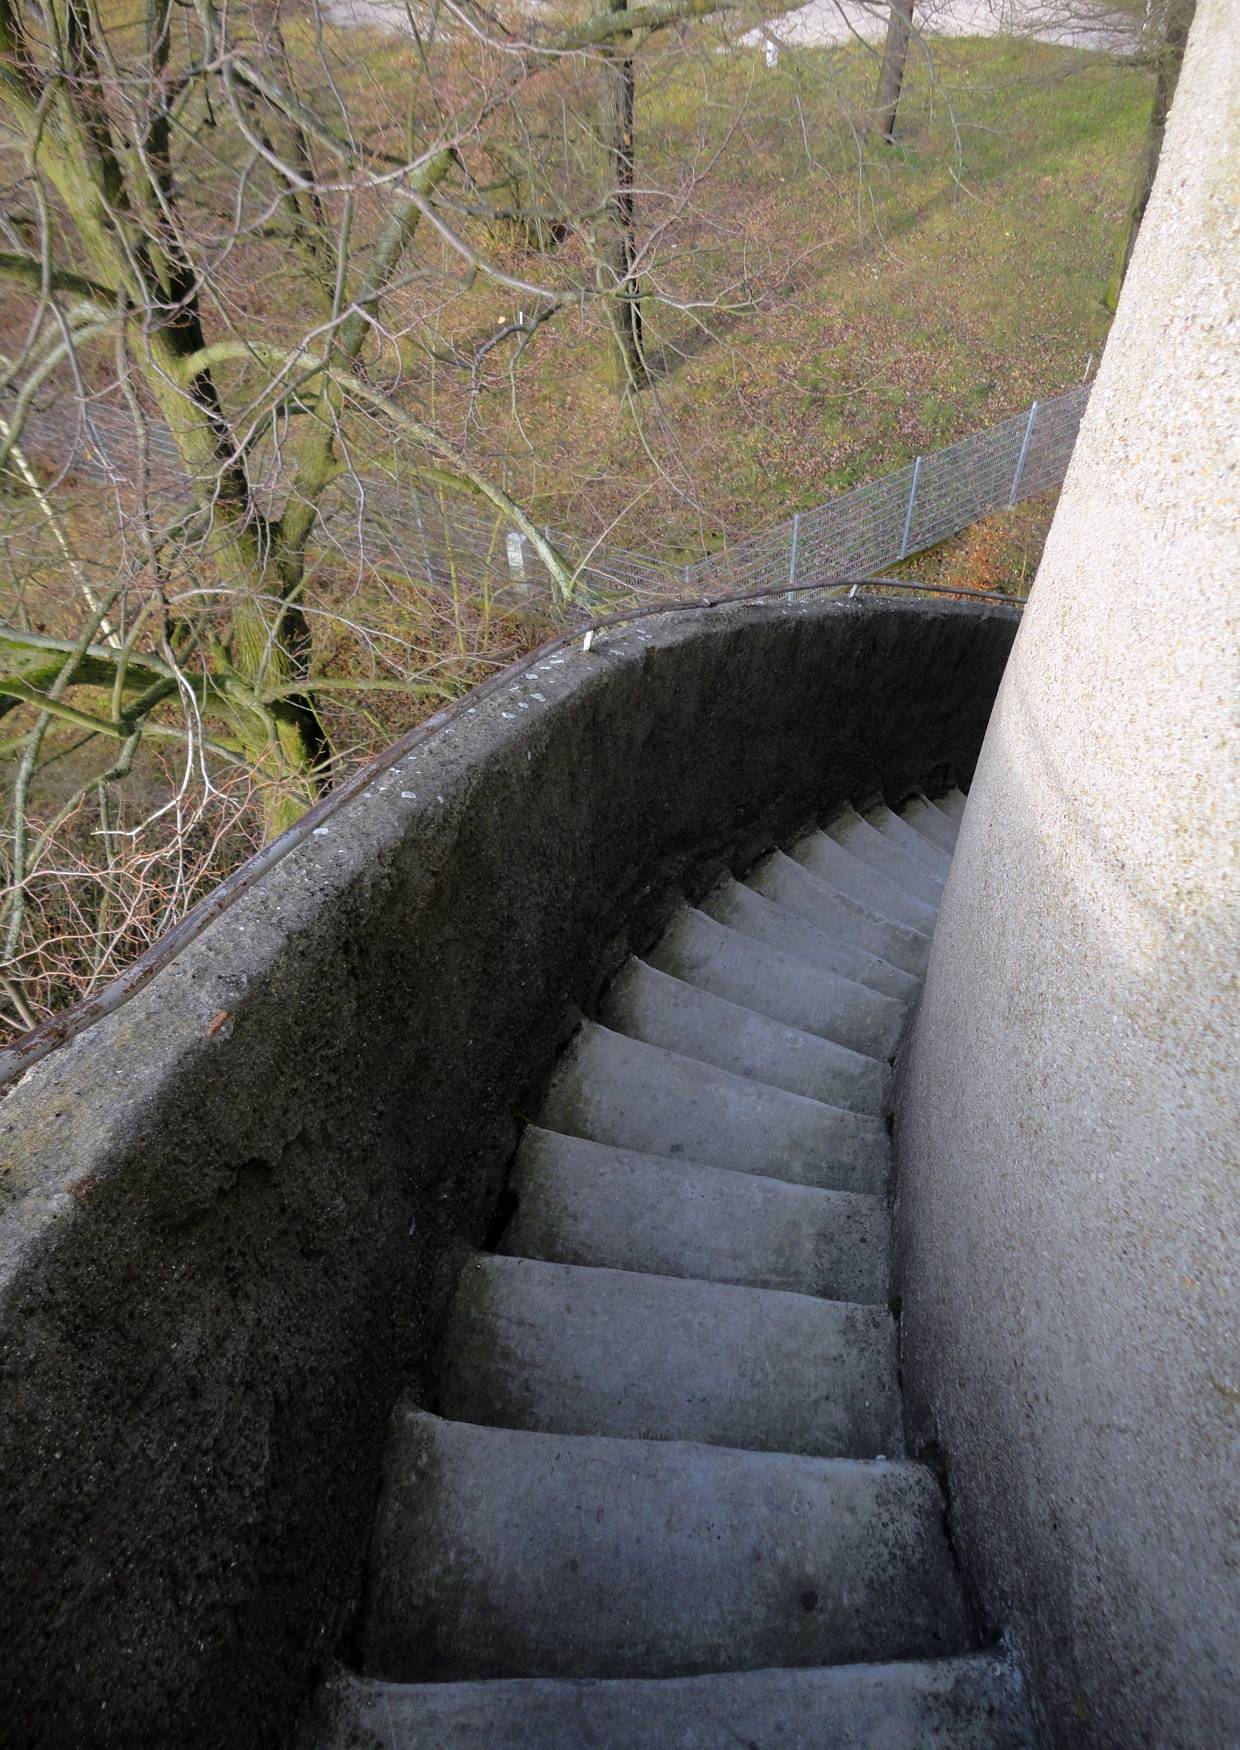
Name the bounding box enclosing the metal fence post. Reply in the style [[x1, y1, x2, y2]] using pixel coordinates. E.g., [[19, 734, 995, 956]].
[[405, 486, 435, 589], [31, 384, 1089, 630], [506, 529, 528, 595], [899, 456, 922, 561], [1008, 401, 1038, 507]]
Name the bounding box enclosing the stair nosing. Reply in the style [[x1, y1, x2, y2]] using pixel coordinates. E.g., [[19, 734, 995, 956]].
[[564, 1019, 891, 1129], [512, 1124, 892, 1226], [460, 1247, 896, 1321], [661, 903, 910, 1020], [701, 878, 925, 995], [757, 850, 934, 944], [394, 1404, 928, 1477], [792, 836, 941, 930], [613, 954, 894, 1069], [518, 1124, 889, 1207]]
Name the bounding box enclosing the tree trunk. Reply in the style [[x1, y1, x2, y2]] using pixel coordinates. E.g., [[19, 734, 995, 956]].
[[601, 0, 648, 392], [873, 0, 914, 145], [1106, 0, 1195, 313]]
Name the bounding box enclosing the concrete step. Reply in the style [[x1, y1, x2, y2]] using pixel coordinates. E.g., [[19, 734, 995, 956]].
[[500, 1128, 891, 1303], [537, 1021, 889, 1194], [323, 781, 988, 1745], [933, 786, 968, 823], [825, 810, 945, 908], [646, 904, 906, 1059], [437, 1254, 901, 1458], [899, 792, 961, 854], [792, 832, 940, 934], [700, 878, 921, 1004], [746, 853, 931, 978], [324, 1652, 1037, 1749], [599, 959, 889, 1114], [865, 803, 953, 880], [360, 1410, 975, 1682]]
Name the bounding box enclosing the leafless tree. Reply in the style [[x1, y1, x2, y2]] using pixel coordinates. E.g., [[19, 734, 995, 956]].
[[600, 0, 649, 389], [0, 0, 826, 1036], [872, 0, 914, 143]]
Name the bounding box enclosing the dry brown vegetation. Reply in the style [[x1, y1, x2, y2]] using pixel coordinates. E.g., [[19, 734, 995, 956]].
[[0, 0, 1151, 1042]]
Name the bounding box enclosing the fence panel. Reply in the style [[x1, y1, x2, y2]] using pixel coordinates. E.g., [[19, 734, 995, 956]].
[[1013, 384, 1089, 500], [10, 382, 1091, 611]]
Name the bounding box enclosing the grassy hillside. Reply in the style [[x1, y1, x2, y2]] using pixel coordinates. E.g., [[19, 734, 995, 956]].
[[0, 22, 1150, 1032], [436, 33, 1150, 569]]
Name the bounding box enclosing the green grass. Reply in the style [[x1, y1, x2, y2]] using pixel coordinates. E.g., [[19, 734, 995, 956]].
[[108, 16, 1149, 569], [0, 20, 1153, 1030], [449, 34, 1150, 558]]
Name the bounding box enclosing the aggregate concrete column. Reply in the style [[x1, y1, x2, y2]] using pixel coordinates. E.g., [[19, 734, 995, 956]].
[[893, 3, 1239, 1746]]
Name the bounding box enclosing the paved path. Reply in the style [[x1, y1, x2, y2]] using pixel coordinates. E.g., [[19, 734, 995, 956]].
[[324, 0, 1139, 53], [743, 0, 1137, 51]]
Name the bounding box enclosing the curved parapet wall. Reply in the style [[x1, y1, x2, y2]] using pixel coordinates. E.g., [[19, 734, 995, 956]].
[[0, 596, 1017, 1747], [894, 3, 1239, 1746]]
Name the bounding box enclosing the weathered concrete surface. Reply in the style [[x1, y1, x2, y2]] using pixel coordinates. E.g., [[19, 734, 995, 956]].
[[647, 903, 908, 1057], [894, 4, 1240, 1745], [361, 1410, 970, 1680], [701, 875, 922, 1000], [500, 1129, 893, 1302], [436, 1252, 902, 1456], [600, 957, 890, 1110], [0, 597, 1016, 1746], [349, 781, 994, 1740], [319, 1653, 1038, 1750], [538, 1020, 890, 1191]]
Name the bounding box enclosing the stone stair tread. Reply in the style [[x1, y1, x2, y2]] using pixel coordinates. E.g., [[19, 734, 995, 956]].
[[699, 878, 921, 1002], [793, 831, 939, 934], [864, 803, 954, 879], [647, 904, 906, 1059], [537, 1021, 889, 1194], [323, 1653, 1037, 1749], [360, 1410, 975, 1683], [437, 1253, 901, 1458], [500, 1128, 890, 1303], [932, 786, 968, 822], [599, 958, 889, 1113], [896, 793, 961, 855], [826, 809, 946, 905], [333, 790, 1001, 1741], [746, 854, 931, 977]]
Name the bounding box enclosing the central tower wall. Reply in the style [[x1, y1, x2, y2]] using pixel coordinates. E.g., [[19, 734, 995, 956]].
[[893, 3, 1239, 1743]]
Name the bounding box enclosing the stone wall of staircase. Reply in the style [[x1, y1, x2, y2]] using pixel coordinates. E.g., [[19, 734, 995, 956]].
[[0, 596, 1016, 1748]]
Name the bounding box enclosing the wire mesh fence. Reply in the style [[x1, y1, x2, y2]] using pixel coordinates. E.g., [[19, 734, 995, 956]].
[[0, 377, 1089, 1063], [10, 381, 1090, 618], [676, 384, 1090, 599]]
